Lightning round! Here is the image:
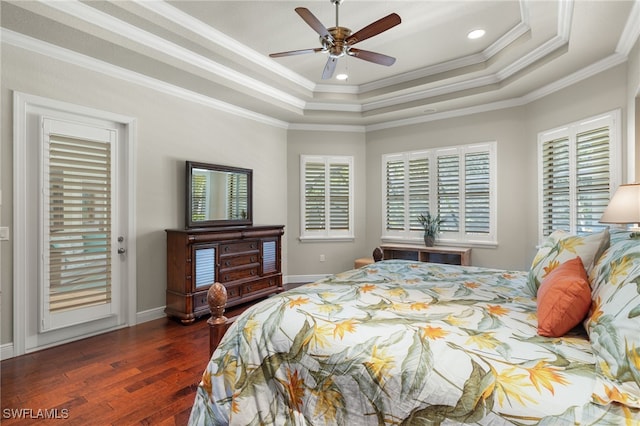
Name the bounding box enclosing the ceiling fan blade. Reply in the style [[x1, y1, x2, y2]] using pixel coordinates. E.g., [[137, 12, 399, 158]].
[[322, 57, 338, 80], [348, 48, 396, 66], [295, 7, 333, 42], [269, 48, 324, 58], [345, 13, 401, 46]]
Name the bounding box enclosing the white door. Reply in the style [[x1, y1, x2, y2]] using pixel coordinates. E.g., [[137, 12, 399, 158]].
[[13, 93, 136, 355]]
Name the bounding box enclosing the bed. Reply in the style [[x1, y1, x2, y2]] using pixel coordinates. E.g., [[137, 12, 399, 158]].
[[189, 230, 640, 425]]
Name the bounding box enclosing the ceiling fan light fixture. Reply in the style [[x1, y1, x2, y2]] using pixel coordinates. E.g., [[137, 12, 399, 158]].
[[467, 29, 486, 40], [269, 1, 401, 80]]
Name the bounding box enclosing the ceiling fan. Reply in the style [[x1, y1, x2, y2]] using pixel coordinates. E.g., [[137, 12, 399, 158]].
[[269, 0, 401, 80]]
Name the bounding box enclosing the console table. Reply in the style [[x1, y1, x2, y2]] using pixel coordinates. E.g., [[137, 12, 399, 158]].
[[381, 244, 471, 266]]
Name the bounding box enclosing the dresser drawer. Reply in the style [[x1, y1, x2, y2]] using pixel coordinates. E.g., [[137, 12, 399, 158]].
[[193, 284, 242, 313], [219, 266, 259, 283], [193, 290, 210, 311], [219, 241, 259, 256], [242, 276, 279, 296], [220, 254, 259, 268]]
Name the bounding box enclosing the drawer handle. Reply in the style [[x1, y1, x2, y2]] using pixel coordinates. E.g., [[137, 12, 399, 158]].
[[251, 270, 256, 276], [251, 256, 256, 262], [225, 260, 231, 267], [224, 275, 230, 281], [251, 243, 256, 249], [224, 246, 230, 252], [246, 286, 252, 292]]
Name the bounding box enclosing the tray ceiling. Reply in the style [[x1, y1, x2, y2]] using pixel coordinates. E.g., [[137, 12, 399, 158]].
[[1, 0, 638, 129]]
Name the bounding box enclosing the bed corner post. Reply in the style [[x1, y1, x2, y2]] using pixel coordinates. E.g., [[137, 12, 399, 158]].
[[207, 282, 227, 357]]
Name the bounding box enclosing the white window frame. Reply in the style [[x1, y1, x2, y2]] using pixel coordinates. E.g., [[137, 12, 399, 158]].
[[300, 155, 354, 241], [382, 142, 497, 247], [537, 110, 621, 242]]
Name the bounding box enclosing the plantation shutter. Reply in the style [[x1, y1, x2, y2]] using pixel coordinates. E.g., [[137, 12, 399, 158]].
[[437, 154, 460, 232], [47, 134, 112, 314], [408, 157, 430, 231], [194, 247, 215, 288], [541, 136, 571, 236], [538, 111, 619, 239], [329, 163, 350, 230], [301, 155, 353, 239], [304, 161, 326, 231], [575, 126, 610, 234], [228, 173, 248, 220], [191, 173, 207, 221], [382, 144, 495, 244], [385, 158, 405, 231], [465, 151, 491, 234]]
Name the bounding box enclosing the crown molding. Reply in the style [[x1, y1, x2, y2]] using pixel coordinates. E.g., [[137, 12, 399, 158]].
[[41, 0, 306, 111], [2, 0, 635, 135], [21, 0, 584, 122], [133, 0, 316, 92], [2, 26, 629, 133], [616, 0, 640, 56], [1, 29, 289, 129], [288, 123, 366, 133], [352, 1, 533, 95], [366, 51, 627, 132], [522, 52, 628, 103], [365, 98, 528, 132]]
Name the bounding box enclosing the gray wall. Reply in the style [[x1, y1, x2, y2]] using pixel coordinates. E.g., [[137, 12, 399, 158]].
[[286, 129, 368, 278], [1, 44, 288, 345]]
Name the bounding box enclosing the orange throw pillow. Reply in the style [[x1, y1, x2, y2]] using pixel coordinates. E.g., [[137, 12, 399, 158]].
[[537, 256, 592, 337]]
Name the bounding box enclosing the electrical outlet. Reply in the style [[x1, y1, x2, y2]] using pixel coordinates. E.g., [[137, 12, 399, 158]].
[[0, 226, 9, 241], [319, 254, 325, 262]]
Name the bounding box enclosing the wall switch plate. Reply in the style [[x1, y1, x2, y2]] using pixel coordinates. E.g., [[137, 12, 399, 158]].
[[0, 227, 9, 241]]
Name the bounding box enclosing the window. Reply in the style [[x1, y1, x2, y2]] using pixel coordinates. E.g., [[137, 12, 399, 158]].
[[382, 142, 496, 245], [300, 155, 354, 240], [538, 111, 621, 239]]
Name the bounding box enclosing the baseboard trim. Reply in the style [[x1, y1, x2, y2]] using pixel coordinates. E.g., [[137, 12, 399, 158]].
[[285, 274, 328, 284], [1, 342, 15, 361], [136, 306, 167, 324]]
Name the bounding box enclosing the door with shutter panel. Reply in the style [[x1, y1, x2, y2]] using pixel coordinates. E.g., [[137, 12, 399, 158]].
[[41, 118, 120, 333], [23, 115, 129, 352]]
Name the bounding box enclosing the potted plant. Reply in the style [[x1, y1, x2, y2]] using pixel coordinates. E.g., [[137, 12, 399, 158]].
[[418, 211, 442, 247]]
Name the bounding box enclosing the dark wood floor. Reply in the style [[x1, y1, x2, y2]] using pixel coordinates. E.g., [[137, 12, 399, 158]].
[[1, 317, 211, 425]]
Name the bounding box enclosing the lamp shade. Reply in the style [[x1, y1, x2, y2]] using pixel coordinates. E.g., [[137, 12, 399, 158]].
[[600, 183, 640, 224]]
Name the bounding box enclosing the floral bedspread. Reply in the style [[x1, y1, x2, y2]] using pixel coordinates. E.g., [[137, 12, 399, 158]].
[[189, 260, 639, 425]]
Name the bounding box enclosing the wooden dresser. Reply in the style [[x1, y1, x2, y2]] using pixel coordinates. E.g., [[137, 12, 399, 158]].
[[165, 225, 284, 324]]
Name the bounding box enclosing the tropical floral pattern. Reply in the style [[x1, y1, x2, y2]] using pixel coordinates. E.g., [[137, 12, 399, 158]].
[[586, 236, 640, 408], [526, 229, 609, 296], [189, 260, 639, 425]]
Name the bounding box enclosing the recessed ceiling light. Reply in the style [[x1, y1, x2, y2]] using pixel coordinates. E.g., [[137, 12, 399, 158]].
[[467, 29, 486, 40], [336, 73, 348, 81]]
